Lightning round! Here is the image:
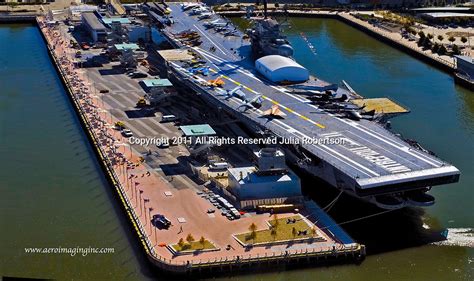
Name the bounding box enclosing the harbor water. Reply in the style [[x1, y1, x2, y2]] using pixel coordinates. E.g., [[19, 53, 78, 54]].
[[1, 17, 473, 280]]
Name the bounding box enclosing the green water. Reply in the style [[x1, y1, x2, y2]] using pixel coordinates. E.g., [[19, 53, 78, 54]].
[[0, 24, 154, 280], [1, 18, 473, 280]]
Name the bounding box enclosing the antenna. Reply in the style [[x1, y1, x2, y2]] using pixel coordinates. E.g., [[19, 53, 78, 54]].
[[263, 0, 268, 19]]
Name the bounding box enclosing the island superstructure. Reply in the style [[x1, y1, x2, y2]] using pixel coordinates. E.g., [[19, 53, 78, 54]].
[[150, 2, 460, 209]]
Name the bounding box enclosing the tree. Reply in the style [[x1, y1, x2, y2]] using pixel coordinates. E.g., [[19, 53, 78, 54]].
[[186, 233, 195, 244], [270, 228, 277, 241], [248, 223, 257, 242], [437, 35, 444, 42], [178, 238, 185, 248], [432, 43, 440, 54], [448, 36, 456, 44], [249, 222, 257, 232], [311, 227, 317, 237], [292, 227, 297, 238], [418, 31, 425, 38], [199, 236, 206, 249], [460, 37, 468, 44], [438, 45, 447, 55], [272, 214, 279, 229], [427, 33, 434, 40], [7, 2, 18, 12], [452, 44, 461, 56], [423, 37, 432, 48]]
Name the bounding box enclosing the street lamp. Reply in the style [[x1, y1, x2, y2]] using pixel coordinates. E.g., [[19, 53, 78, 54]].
[[138, 190, 144, 216]]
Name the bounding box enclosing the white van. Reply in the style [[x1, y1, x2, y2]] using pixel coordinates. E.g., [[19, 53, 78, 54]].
[[209, 162, 229, 170], [161, 115, 179, 123]]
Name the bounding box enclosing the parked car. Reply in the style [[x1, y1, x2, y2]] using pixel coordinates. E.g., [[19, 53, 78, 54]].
[[156, 141, 169, 148], [128, 71, 148, 79], [122, 129, 133, 137], [207, 208, 215, 214], [152, 214, 171, 228]]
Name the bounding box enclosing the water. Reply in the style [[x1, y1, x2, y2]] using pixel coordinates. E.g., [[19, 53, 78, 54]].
[[1, 18, 473, 280], [0, 24, 154, 280]]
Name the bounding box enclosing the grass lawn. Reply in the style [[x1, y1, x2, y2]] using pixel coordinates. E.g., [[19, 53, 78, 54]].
[[235, 215, 319, 245], [171, 240, 217, 252]]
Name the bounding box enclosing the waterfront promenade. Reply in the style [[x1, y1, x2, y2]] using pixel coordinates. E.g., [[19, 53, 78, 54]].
[[217, 8, 466, 71], [36, 16, 363, 273]]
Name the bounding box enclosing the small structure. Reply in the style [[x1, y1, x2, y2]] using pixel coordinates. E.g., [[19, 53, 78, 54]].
[[103, 17, 151, 43], [180, 124, 217, 156], [142, 78, 173, 89], [455, 55, 474, 90], [255, 55, 309, 83], [142, 79, 176, 104], [70, 5, 98, 18], [227, 148, 302, 209], [102, 17, 132, 25], [81, 12, 107, 42], [113, 43, 140, 52], [180, 124, 216, 139]]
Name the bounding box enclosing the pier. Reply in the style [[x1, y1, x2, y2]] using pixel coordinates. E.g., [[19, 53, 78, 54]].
[[35, 14, 365, 274], [215, 9, 460, 73]]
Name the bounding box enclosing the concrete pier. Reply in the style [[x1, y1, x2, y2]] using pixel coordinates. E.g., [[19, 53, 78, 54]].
[[35, 15, 365, 274], [216, 9, 460, 74]]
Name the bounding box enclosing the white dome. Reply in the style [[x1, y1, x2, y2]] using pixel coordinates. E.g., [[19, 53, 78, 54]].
[[255, 55, 309, 83]]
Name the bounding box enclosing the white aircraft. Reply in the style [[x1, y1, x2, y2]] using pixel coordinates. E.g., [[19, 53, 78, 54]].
[[181, 3, 201, 11], [198, 13, 213, 20], [238, 95, 263, 111], [224, 85, 243, 99]]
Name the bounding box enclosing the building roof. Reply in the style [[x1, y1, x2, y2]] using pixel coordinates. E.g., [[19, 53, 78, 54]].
[[70, 5, 98, 16], [255, 55, 306, 72], [113, 43, 140, 51], [82, 12, 106, 31], [455, 55, 474, 64], [179, 124, 216, 136], [255, 55, 309, 83], [421, 12, 474, 18], [412, 7, 472, 12], [141, 79, 173, 88], [228, 167, 295, 185], [158, 49, 195, 61], [102, 17, 132, 25]]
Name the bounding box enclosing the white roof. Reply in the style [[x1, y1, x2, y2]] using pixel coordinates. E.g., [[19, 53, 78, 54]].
[[256, 55, 306, 72], [422, 12, 474, 18]]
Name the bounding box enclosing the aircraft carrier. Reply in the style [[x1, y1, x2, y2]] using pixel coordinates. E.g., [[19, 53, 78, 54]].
[[147, 2, 460, 209]]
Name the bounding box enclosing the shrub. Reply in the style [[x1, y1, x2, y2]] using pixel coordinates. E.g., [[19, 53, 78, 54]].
[[438, 45, 447, 55], [452, 44, 461, 55]]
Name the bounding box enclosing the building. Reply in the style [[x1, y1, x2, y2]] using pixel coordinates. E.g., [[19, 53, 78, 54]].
[[255, 55, 309, 83], [113, 43, 140, 52], [81, 12, 107, 43], [102, 17, 151, 43], [455, 55, 474, 90], [227, 148, 302, 209], [179, 124, 217, 156], [141, 78, 176, 103], [456, 55, 474, 79]]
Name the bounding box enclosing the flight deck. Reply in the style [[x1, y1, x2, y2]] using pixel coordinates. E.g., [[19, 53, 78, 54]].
[[154, 3, 460, 198]]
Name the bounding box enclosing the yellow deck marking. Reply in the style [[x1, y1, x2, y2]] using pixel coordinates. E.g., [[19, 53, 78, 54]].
[[209, 68, 325, 129]]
